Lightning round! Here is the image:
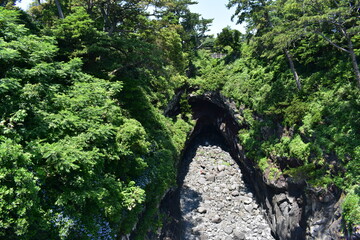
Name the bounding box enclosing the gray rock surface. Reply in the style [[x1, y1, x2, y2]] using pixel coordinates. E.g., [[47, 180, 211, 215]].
[[180, 144, 274, 240]]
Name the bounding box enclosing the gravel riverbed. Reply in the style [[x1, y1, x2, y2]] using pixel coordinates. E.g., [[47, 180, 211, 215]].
[[179, 144, 275, 240]]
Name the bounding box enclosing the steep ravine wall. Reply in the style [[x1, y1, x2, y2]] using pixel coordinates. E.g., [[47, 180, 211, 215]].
[[161, 91, 344, 240]]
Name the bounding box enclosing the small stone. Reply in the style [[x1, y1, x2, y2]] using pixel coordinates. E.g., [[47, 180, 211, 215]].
[[258, 224, 267, 230], [217, 171, 227, 178], [222, 188, 229, 194], [200, 234, 208, 240], [217, 165, 226, 172], [191, 227, 201, 235], [233, 229, 246, 240], [204, 195, 213, 201], [195, 217, 203, 223], [230, 176, 237, 182], [198, 178, 206, 185], [206, 174, 215, 182], [211, 215, 222, 223], [197, 207, 207, 214], [245, 204, 253, 212], [224, 226, 234, 234], [240, 196, 252, 204], [232, 190, 240, 196], [220, 183, 227, 188], [229, 184, 237, 191]]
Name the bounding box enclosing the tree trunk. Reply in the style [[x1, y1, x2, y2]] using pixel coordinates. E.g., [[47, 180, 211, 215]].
[[54, 0, 64, 19], [320, 27, 360, 88], [100, 6, 108, 32], [86, 0, 94, 16], [347, 38, 360, 88], [284, 48, 301, 91], [100, 2, 113, 35]]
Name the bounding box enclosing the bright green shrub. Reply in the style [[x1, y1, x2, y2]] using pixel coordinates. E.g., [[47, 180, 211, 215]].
[[258, 157, 270, 172], [117, 119, 150, 156], [342, 187, 360, 233], [288, 135, 310, 161], [0, 138, 39, 238]]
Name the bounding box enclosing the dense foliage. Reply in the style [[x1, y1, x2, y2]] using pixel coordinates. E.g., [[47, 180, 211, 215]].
[[1, 0, 359, 238]]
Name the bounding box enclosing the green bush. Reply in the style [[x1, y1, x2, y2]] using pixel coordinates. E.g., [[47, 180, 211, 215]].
[[342, 187, 360, 233], [288, 135, 310, 161]]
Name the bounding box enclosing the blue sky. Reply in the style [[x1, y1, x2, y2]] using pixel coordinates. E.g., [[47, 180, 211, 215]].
[[16, 0, 244, 35], [189, 0, 245, 35], [16, 0, 32, 10]]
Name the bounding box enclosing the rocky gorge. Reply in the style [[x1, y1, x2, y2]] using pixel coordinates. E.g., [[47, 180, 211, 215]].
[[158, 91, 346, 240]]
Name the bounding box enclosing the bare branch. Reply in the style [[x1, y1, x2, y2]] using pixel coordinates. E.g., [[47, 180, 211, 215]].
[[315, 30, 350, 53], [284, 48, 302, 91]]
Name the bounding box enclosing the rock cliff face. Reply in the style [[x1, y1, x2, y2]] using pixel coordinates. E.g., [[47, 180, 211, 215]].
[[160, 91, 344, 240]]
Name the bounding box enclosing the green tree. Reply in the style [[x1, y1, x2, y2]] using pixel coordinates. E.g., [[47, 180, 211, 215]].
[[301, 0, 360, 87], [153, 0, 212, 50], [0, 0, 17, 8], [0, 7, 146, 238], [228, 0, 303, 90], [90, 0, 151, 35], [214, 26, 242, 54], [1, 4, 194, 238], [259, 0, 305, 90], [227, 0, 273, 35]]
